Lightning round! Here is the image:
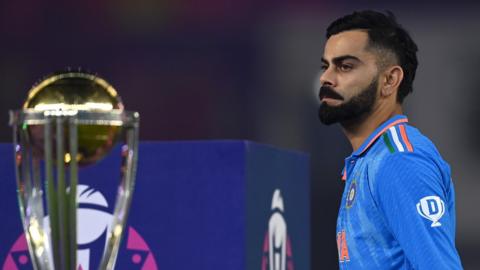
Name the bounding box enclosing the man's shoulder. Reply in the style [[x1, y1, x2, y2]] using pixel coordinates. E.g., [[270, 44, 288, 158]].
[[367, 123, 450, 185], [370, 123, 443, 162], [403, 124, 442, 155]]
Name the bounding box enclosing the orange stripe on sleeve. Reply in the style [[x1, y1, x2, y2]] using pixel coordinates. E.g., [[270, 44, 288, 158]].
[[399, 125, 413, 152]]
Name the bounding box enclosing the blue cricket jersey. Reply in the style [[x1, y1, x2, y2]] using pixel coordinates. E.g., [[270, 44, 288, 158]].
[[336, 114, 463, 269]]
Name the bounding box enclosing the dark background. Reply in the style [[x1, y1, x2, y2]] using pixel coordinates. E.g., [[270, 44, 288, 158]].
[[1, 1, 479, 269]]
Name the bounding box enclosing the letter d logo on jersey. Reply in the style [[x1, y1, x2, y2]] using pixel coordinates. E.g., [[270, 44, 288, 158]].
[[416, 196, 445, 227]]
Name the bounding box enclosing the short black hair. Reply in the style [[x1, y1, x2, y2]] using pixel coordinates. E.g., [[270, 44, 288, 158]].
[[326, 10, 418, 103]]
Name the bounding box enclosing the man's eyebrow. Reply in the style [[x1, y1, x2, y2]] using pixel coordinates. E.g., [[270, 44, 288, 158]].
[[322, 55, 362, 65]]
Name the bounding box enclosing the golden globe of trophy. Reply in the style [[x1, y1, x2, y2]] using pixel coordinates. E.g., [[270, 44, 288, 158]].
[[9, 72, 140, 270]]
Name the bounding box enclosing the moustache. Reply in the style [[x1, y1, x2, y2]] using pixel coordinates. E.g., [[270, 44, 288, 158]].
[[319, 86, 344, 101]]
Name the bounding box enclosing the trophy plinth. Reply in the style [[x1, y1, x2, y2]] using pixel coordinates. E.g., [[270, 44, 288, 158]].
[[9, 72, 140, 270]]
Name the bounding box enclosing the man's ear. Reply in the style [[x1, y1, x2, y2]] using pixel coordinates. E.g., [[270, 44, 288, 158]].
[[380, 65, 404, 97]]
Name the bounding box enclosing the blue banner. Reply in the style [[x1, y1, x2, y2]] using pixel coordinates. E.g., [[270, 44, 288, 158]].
[[0, 141, 309, 270]]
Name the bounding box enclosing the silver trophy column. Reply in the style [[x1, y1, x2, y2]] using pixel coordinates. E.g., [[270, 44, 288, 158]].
[[9, 72, 140, 270]]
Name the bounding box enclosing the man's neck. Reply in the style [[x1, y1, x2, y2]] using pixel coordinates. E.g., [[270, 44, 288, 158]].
[[341, 104, 403, 152]]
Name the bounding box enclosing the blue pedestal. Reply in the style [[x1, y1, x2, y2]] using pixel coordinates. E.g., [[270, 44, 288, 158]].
[[0, 141, 310, 270]]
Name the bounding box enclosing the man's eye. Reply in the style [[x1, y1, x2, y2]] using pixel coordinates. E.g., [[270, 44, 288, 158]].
[[321, 65, 328, 71], [339, 64, 353, 71]]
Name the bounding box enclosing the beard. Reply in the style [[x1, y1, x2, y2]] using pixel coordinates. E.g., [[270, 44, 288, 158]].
[[318, 78, 378, 125]]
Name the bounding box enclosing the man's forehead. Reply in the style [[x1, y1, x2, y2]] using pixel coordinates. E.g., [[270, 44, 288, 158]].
[[323, 30, 372, 61]]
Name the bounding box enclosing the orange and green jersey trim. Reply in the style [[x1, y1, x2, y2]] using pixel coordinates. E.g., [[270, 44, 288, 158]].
[[341, 115, 412, 181], [382, 124, 414, 153]]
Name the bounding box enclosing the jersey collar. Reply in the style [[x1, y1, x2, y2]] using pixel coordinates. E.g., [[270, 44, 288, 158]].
[[351, 114, 409, 157], [340, 114, 409, 181]]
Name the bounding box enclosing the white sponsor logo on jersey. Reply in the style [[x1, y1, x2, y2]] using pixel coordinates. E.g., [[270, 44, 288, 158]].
[[416, 196, 445, 227]]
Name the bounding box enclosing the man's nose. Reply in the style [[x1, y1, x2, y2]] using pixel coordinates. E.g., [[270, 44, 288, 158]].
[[319, 67, 336, 87]]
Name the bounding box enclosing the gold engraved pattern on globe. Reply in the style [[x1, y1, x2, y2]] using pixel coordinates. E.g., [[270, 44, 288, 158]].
[[23, 72, 124, 166]]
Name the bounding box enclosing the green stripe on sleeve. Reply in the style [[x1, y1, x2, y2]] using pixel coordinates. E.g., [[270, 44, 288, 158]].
[[383, 133, 395, 153]]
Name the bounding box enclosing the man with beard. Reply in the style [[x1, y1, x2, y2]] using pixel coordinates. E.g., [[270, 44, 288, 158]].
[[318, 11, 463, 269]]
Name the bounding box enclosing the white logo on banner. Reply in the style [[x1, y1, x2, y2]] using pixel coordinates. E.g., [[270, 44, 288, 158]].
[[268, 189, 287, 270], [44, 185, 113, 270], [416, 196, 445, 227]]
